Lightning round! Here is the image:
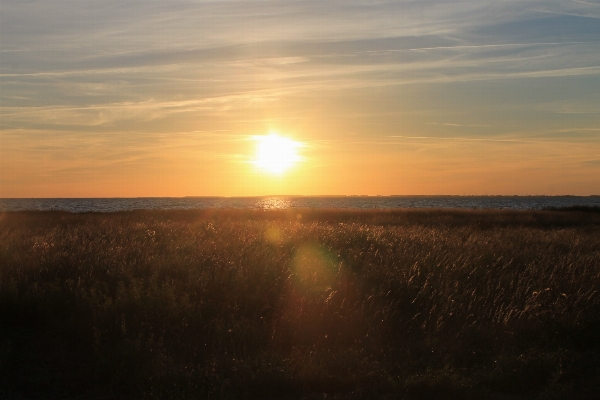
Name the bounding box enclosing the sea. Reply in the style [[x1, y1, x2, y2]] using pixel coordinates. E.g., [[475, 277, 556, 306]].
[[1, 196, 600, 213]]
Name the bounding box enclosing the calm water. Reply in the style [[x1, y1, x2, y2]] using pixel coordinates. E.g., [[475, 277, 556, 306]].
[[1, 196, 599, 212]]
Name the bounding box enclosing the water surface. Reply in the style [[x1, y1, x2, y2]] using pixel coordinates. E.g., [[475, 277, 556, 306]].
[[1, 196, 599, 212]]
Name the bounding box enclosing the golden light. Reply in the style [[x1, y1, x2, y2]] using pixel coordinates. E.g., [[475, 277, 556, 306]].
[[253, 133, 301, 174]]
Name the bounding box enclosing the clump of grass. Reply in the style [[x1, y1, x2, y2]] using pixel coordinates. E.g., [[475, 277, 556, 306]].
[[0, 209, 599, 399]]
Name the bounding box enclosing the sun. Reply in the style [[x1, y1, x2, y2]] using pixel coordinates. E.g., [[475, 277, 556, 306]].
[[254, 133, 301, 175]]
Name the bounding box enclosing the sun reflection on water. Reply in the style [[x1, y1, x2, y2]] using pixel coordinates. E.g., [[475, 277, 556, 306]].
[[255, 197, 292, 210]]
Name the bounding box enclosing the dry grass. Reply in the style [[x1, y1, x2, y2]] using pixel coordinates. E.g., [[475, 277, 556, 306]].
[[1, 209, 599, 399]]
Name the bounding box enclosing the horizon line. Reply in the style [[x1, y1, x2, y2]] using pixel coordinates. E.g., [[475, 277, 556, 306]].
[[1, 194, 599, 200]]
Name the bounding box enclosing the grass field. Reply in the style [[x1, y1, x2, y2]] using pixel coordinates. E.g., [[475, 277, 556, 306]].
[[1, 209, 599, 399]]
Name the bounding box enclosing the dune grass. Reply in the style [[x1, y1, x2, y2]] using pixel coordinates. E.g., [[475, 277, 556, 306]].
[[1, 209, 599, 399]]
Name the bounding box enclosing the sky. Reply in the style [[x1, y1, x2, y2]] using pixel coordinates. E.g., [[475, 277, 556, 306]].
[[1, 0, 599, 197]]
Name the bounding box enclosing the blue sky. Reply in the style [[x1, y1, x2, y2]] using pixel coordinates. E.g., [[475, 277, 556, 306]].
[[1, 0, 599, 196]]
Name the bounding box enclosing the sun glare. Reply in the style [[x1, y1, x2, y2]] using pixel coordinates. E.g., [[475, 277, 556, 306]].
[[254, 133, 301, 175]]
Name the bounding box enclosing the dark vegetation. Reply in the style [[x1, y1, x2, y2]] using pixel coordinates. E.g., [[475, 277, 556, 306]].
[[1, 209, 600, 399]]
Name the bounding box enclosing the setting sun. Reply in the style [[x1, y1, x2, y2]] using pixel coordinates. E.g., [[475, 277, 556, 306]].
[[253, 134, 302, 175]]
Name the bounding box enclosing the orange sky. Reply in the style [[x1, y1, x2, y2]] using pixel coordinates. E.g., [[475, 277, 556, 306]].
[[1, 1, 599, 197]]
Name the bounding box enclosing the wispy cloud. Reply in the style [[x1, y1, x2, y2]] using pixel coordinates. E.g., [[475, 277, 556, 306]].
[[388, 135, 538, 144]]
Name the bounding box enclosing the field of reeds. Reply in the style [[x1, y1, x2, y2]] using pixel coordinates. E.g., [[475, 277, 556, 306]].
[[1, 209, 599, 399]]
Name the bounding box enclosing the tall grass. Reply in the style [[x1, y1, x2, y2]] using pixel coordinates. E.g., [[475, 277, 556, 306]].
[[1, 209, 599, 399]]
